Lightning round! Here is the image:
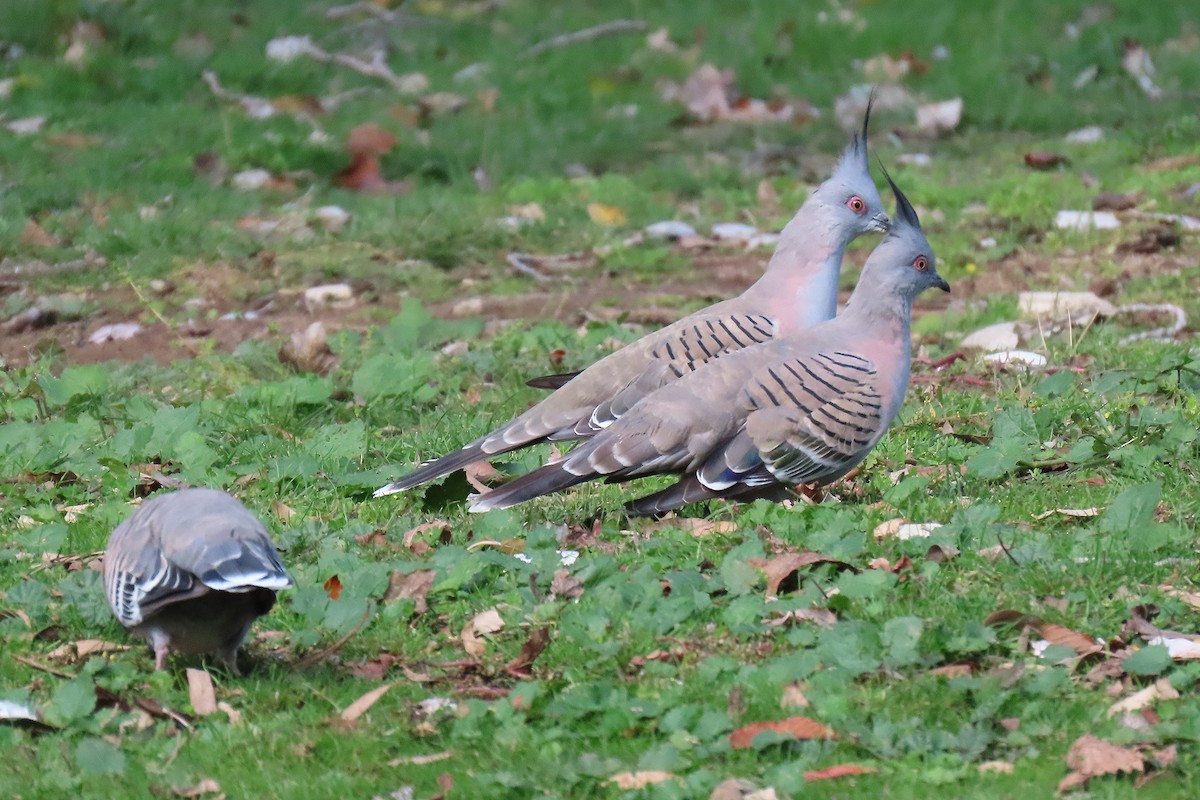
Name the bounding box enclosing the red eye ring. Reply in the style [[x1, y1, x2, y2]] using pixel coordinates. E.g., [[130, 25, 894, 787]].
[[846, 196, 866, 214], [913, 256, 929, 271]]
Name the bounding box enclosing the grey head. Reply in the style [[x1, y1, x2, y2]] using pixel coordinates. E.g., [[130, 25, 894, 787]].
[[848, 169, 949, 307], [809, 100, 890, 239]]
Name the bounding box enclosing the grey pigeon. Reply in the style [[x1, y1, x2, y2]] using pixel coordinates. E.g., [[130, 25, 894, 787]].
[[468, 173, 947, 515], [375, 110, 889, 499], [102, 488, 292, 671]]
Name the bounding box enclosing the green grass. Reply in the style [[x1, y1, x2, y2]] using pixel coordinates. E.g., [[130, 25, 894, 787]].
[[2, 0, 1200, 797]]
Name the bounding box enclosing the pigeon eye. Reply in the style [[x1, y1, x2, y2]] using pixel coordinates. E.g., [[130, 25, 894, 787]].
[[913, 256, 929, 271], [846, 196, 866, 214]]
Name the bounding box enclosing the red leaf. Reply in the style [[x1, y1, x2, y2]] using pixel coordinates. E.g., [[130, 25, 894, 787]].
[[324, 574, 343, 600], [729, 716, 836, 749], [804, 764, 877, 782]]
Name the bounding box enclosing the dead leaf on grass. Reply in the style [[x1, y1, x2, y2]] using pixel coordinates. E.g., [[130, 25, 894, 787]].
[[644, 518, 737, 537], [586, 202, 627, 225], [463, 461, 499, 493], [978, 761, 1015, 774], [279, 322, 338, 374], [1159, 584, 1200, 610], [1024, 151, 1069, 170], [20, 219, 60, 248], [1039, 623, 1102, 656], [336, 123, 409, 193], [382, 569, 435, 615], [759, 551, 854, 596], [272, 500, 296, 522], [1058, 733, 1145, 793], [388, 751, 453, 767], [504, 627, 551, 676], [729, 716, 836, 749], [173, 778, 222, 797], [803, 764, 876, 782], [1107, 678, 1179, 718], [323, 574, 343, 601], [461, 607, 504, 657], [340, 683, 393, 722], [186, 668, 218, 716], [46, 639, 130, 661], [780, 681, 810, 709], [762, 607, 837, 628], [929, 662, 976, 679], [1033, 507, 1099, 520], [608, 771, 676, 789], [549, 568, 584, 600]]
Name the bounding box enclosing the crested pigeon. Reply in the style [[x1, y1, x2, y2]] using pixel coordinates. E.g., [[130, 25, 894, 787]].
[[468, 173, 947, 515], [102, 488, 292, 671], [375, 109, 889, 499]]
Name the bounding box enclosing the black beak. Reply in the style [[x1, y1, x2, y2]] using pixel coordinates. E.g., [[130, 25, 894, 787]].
[[935, 276, 951, 293]]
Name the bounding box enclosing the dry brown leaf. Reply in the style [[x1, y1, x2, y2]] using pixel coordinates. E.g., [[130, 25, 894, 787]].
[[1159, 584, 1200, 610], [463, 461, 499, 493], [549, 568, 584, 600], [186, 668, 218, 716], [780, 682, 810, 709], [402, 520, 451, 549], [216, 701, 241, 726], [272, 500, 296, 522], [977, 761, 1015, 774], [340, 683, 393, 722], [279, 322, 337, 374], [346, 123, 397, 157], [760, 551, 849, 596], [1024, 151, 1069, 170], [930, 662, 976, 679], [1107, 678, 1179, 717], [388, 751, 454, 767], [645, 518, 738, 537], [1059, 734, 1144, 793], [461, 607, 504, 657], [173, 778, 222, 797], [803, 764, 876, 782], [1033, 507, 1099, 520], [762, 607, 837, 628], [586, 203, 627, 225], [729, 716, 836, 749], [47, 639, 130, 661], [609, 771, 675, 789], [505, 627, 551, 675], [1039, 623, 1102, 656], [20, 219, 60, 248], [382, 569, 435, 615]]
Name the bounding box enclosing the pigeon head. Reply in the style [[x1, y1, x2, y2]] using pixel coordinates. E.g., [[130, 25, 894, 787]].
[[856, 169, 948, 301], [813, 101, 890, 240]]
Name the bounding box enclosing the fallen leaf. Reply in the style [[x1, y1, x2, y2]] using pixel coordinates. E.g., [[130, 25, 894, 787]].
[[1024, 151, 1069, 170], [780, 682, 810, 709], [216, 701, 241, 726], [644, 518, 737, 537], [347, 123, 397, 156], [762, 607, 838, 627], [340, 683, 393, 722], [463, 461, 498, 493], [977, 761, 1014, 774], [729, 716, 836, 749], [1121, 38, 1163, 100], [586, 203, 627, 225], [1033, 507, 1099, 520], [388, 751, 454, 767], [1039, 623, 1102, 656], [1107, 678, 1180, 717], [186, 669, 218, 716], [505, 627, 551, 675], [549, 569, 584, 600], [761, 551, 852, 595], [382, 569, 435, 615], [20, 219, 60, 248], [461, 607, 504, 657], [173, 778, 222, 797], [323, 575, 343, 601], [915, 97, 962, 135], [1058, 733, 1144, 793], [47, 640, 130, 661], [1160, 584, 1200, 610], [272, 500, 296, 522], [873, 519, 942, 540], [279, 321, 337, 374], [609, 771, 675, 789], [401, 521, 451, 550], [803, 764, 876, 782], [930, 662, 975, 679]]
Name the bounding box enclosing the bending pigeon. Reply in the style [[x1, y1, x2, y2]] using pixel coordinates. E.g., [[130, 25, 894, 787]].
[[469, 173, 946, 515], [375, 110, 889, 498], [103, 488, 292, 671]]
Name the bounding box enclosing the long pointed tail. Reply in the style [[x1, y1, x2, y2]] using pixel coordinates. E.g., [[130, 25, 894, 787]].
[[467, 462, 592, 512], [374, 439, 498, 497]]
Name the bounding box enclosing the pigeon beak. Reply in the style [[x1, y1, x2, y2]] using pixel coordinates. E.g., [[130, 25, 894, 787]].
[[869, 212, 890, 233], [935, 276, 951, 293]]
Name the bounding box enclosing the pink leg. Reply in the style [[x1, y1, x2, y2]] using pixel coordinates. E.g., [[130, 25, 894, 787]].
[[154, 640, 170, 671]]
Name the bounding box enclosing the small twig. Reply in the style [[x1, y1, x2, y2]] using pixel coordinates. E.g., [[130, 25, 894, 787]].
[[506, 252, 553, 283], [994, 531, 1020, 567], [1114, 302, 1187, 344], [299, 41, 427, 95], [14, 655, 75, 679], [525, 19, 648, 58], [201, 70, 276, 119], [296, 603, 374, 669]]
